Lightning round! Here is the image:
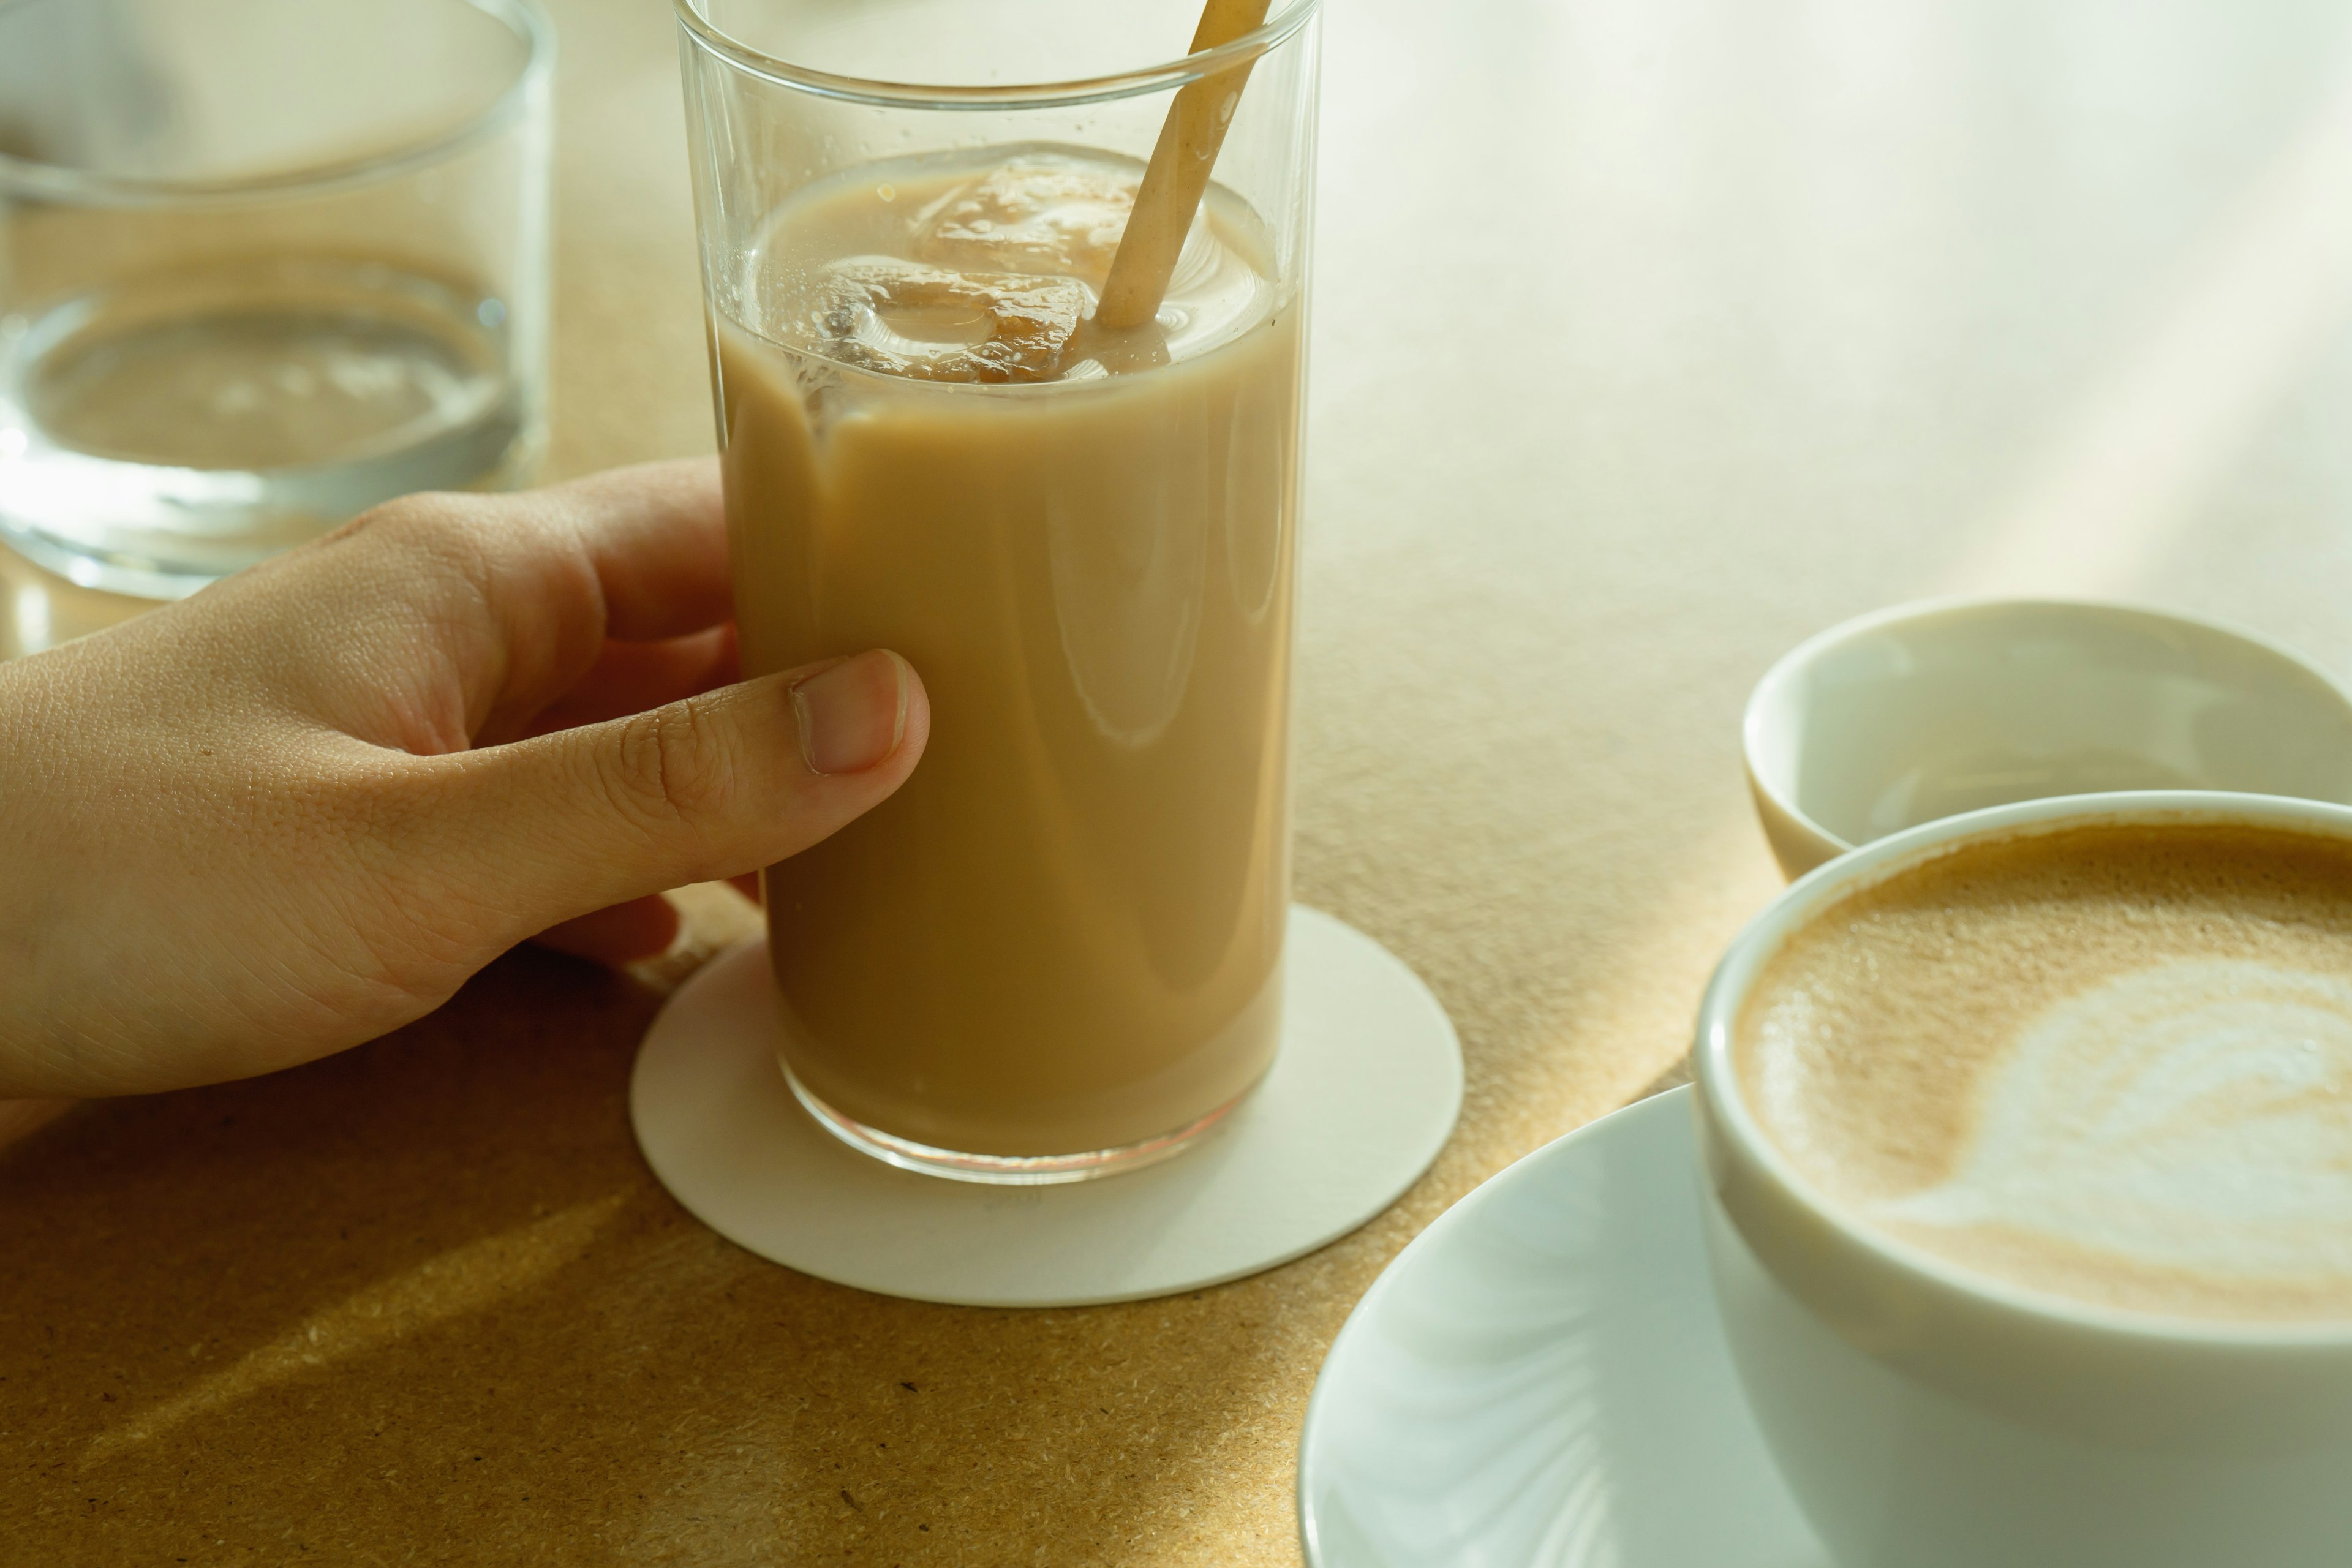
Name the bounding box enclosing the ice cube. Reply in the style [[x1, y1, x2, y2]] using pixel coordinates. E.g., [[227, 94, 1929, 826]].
[[912, 154, 1136, 288], [809, 257, 1087, 384]]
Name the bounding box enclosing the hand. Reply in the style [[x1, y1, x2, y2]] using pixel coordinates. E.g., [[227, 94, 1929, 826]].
[[0, 459, 929, 1099]]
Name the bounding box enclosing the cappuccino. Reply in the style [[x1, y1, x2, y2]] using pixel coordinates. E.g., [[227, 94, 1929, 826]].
[[1736, 823, 2352, 1321]]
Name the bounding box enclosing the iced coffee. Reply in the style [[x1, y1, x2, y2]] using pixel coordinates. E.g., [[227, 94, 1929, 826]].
[[713, 147, 1301, 1168]]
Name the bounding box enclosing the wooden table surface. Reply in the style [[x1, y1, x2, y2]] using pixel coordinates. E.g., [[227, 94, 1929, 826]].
[[15, 0, 2352, 1559]]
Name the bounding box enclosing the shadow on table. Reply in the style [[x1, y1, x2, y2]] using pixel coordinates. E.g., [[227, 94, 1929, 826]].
[[0, 945, 1298, 1564]]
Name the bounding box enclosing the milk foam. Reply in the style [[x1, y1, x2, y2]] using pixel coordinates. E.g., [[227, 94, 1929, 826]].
[[745, 148, 1275, 385], [1880, 960, 2352, 1281], [1734, 821, 2352, 1319]]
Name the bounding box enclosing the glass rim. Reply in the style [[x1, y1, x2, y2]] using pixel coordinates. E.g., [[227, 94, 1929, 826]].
[[0, 0, 554, 208], [674, 0, 1321, 110]]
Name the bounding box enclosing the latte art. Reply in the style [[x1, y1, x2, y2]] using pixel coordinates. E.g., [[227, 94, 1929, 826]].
[[1880, 961, 2352, 1281], [1736, 822, 2352, 1320]]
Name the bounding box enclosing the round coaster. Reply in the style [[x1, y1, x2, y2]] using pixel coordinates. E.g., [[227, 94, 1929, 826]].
[[628, 905, 1464, 1308]]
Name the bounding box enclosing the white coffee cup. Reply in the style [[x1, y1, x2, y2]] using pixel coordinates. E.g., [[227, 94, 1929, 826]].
[[1692, 790, 2352, 1568], [1743, 598, 2352, 879]]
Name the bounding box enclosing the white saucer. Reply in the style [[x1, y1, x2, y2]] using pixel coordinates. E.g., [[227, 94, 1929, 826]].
[[1298, 1086, 1829, 1568], [630, 905, 1463, 1308]]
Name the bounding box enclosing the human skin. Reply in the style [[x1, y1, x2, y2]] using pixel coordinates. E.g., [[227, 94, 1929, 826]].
[[0, 458, 928, 1101]]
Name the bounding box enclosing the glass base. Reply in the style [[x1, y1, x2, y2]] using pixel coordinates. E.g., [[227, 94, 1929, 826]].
[[780, 1060, 1254, 1186]]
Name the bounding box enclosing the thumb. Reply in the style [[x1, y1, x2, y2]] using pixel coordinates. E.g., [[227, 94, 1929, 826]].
[[409, 649, 927, 943]]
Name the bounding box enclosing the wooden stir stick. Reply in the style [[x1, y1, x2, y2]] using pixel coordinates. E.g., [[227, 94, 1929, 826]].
[[1093, 0, 1276, 330]]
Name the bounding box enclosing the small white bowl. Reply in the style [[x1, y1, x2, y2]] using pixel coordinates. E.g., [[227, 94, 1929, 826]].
[[1743, 597, 2352, 879]]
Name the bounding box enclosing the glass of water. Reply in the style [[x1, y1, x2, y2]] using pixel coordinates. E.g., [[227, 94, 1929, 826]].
[[0, 0, 552, 598]]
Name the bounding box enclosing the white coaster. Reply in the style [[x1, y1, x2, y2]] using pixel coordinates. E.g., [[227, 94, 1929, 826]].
[[629, 905, 1464, 1308]]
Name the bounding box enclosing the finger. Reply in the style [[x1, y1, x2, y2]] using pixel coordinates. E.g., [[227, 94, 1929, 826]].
[[393, 650, 928, 944], [522, 458, 734, 642], [532, 895, 682, 965], [510, 625, 739, 742], [343, 459, 735, 744], [728, 873, 762, 904]]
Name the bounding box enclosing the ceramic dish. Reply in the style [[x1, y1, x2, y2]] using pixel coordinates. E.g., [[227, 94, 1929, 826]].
[[1743, 598, 2352, 878], [1298, 1087, 1828, 1567]]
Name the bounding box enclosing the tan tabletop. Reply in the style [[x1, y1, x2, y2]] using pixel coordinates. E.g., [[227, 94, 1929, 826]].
[[15, 0, 2352, 1559]]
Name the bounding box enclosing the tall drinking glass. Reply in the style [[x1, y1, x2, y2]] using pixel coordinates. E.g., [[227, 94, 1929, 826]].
[[0, 0, 552, 599], [676, 0, 1319, 1182]]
